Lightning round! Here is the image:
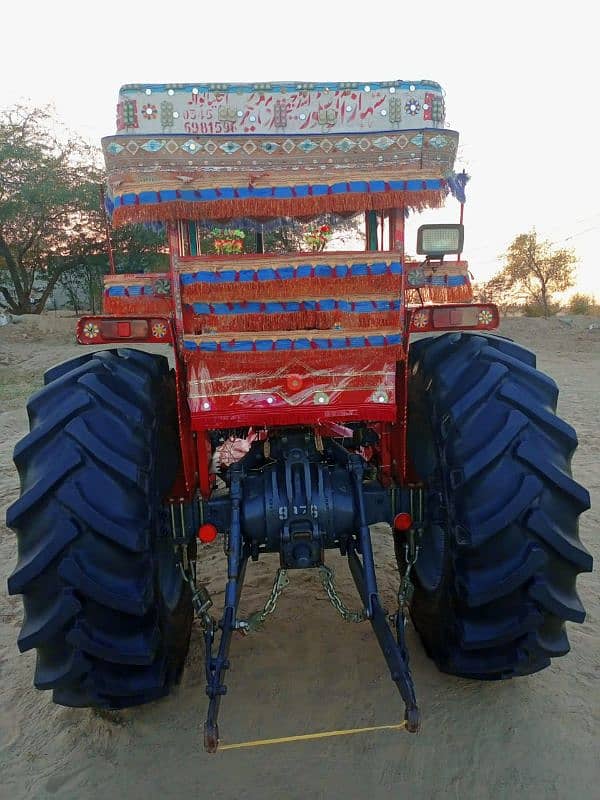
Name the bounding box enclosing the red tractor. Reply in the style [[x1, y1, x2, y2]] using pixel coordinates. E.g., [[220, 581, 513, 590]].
[[7, 80, 592, 752]]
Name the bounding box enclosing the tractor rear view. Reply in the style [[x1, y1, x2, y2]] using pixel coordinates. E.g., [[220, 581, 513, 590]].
[[7, 80, 592, 752]]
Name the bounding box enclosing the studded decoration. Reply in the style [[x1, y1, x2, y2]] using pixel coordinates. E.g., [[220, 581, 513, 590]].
[[478, 308, 494, 325], [160, 101, 175, 130], [431, 96, 445, 125], [104, 80, 457, 225], [116, 99, 139, 131], [274, 100, 288, 128], [388, 96, 402, 124], [142, 103, 158, 120]]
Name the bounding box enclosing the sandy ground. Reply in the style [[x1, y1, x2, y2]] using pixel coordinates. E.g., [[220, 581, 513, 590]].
[[0, 314, 598, 800]]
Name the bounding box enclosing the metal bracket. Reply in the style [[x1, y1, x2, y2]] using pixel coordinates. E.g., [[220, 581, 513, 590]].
[[347, 542, 420, 732], [203, 463, 249, 753]]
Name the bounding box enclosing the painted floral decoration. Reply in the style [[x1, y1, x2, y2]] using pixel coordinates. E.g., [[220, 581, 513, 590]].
[[405, 100, 421, 116], [152, 322, 168, 338], [303, 224, 332, 252], [83, 322, 100, 339], [142, 104, 158, 119], [478, 308, 494, 325], [412, 309, 430, 328]]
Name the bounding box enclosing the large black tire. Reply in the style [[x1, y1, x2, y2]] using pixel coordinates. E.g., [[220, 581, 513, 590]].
[[404, 332, 592, 679], [6, 349, 193, 708]]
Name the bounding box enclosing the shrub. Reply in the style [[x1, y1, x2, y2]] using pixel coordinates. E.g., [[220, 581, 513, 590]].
[[523, 302, 561, 318], [568, 293, 595, 315]]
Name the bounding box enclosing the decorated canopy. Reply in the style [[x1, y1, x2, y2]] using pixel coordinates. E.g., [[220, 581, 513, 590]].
[[102, 80, 460, 226]]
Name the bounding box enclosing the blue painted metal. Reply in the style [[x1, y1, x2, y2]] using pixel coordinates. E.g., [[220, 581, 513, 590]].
[[200, 433, 420, 747]]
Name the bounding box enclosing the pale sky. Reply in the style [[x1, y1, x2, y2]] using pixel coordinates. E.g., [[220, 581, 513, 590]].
[[3, 0, 598, 296]]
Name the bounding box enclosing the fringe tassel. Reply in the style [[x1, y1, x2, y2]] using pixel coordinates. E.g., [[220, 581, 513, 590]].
[[189, 310, 402, 334], [405, 284, 473, 304], [111, 190, 447, 228], [181, 273, 403, 303], [103, 297, 172, 315]]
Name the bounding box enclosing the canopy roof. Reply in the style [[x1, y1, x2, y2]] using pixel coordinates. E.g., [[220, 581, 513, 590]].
[[102, 80, 460, 226]]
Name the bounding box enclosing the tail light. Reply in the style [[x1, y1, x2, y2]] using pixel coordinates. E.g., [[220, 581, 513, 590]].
[[410, 304, 498, 333], [77, 316, 172, 344]]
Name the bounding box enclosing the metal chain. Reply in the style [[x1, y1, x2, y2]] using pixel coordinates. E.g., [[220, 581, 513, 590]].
[[236, 568, 290, 634], [319, 565, 367, 623], [169, 502, 216, 634], [180, 562, 215, 634], [396, 536, 420, 615], [394, 488, 424, 623]]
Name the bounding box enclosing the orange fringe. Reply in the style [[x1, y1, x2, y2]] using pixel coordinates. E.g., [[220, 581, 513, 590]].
[[405, 284, 472, 304], [187, 310, 402, 334], [181, 273, 403, 303], [103, 297, 172, 315], [111, 190, 446, 228]]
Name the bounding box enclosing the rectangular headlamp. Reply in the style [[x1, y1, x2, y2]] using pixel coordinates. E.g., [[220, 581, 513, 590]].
[[416, 224, 464, 257]]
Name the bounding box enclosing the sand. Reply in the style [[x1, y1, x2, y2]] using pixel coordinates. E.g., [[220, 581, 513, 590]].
[[0, 314, 598, 800]]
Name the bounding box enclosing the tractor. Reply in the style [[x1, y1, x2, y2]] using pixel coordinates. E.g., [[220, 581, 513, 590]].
[[6, 80, 592, 753]]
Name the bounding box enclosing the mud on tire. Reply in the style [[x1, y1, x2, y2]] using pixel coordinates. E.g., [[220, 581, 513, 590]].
[[6, 349, 193, 708], [404, 333, 592, 679]]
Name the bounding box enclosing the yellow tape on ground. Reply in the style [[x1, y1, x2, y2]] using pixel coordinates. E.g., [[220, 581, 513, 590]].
[[219, 721, 407, 751]]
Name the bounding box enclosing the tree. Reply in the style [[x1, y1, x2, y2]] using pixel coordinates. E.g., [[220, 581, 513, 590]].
[[0, 104, 106, 314], [0, 105, 171, 314], [500, 230, 576, 318], [475, 272, 519, 316]]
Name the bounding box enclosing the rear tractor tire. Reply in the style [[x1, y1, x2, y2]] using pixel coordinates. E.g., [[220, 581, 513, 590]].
[[404, 333, 592, 679], [6, 349, 193, 709]]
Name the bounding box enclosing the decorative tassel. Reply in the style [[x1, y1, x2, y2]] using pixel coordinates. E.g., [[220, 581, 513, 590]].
[[181, 273, 403, 303], [189, 310, 402, 334], [103, 297, 172, 315], [405, 284, 473, 304], [111, 190, 447, 228]]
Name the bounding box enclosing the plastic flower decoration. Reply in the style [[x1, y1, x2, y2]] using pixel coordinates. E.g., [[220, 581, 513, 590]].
[[209, 228, 246, 255], [303, 224, 332, 252]]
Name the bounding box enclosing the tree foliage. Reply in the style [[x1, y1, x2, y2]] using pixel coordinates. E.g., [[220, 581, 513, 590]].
[[0, 104, 107, 313], [475, 271, 520, 316], [0, 104, 169, 314], [500, 231, 576, 318]]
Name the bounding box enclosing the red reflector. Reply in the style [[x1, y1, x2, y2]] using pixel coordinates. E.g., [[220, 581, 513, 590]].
[[393, 512, 413, 532], [198, 523, 218, 543], [286, 373, 303, 392], [98, 319, 149, 339]]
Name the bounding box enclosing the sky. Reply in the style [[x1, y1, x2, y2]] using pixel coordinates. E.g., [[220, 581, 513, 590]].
[[3, 0, 598, 296]]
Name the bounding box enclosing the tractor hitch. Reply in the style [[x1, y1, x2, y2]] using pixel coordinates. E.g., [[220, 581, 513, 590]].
[[196, 434, 420, 752]]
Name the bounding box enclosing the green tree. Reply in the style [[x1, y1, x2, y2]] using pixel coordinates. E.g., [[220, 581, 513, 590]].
[[0, 104, 106, 314], [111, 224, 168, 273], [476, 271, 519, 316], [0, 104, 170, 314], [500, 231, 576, 318]]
